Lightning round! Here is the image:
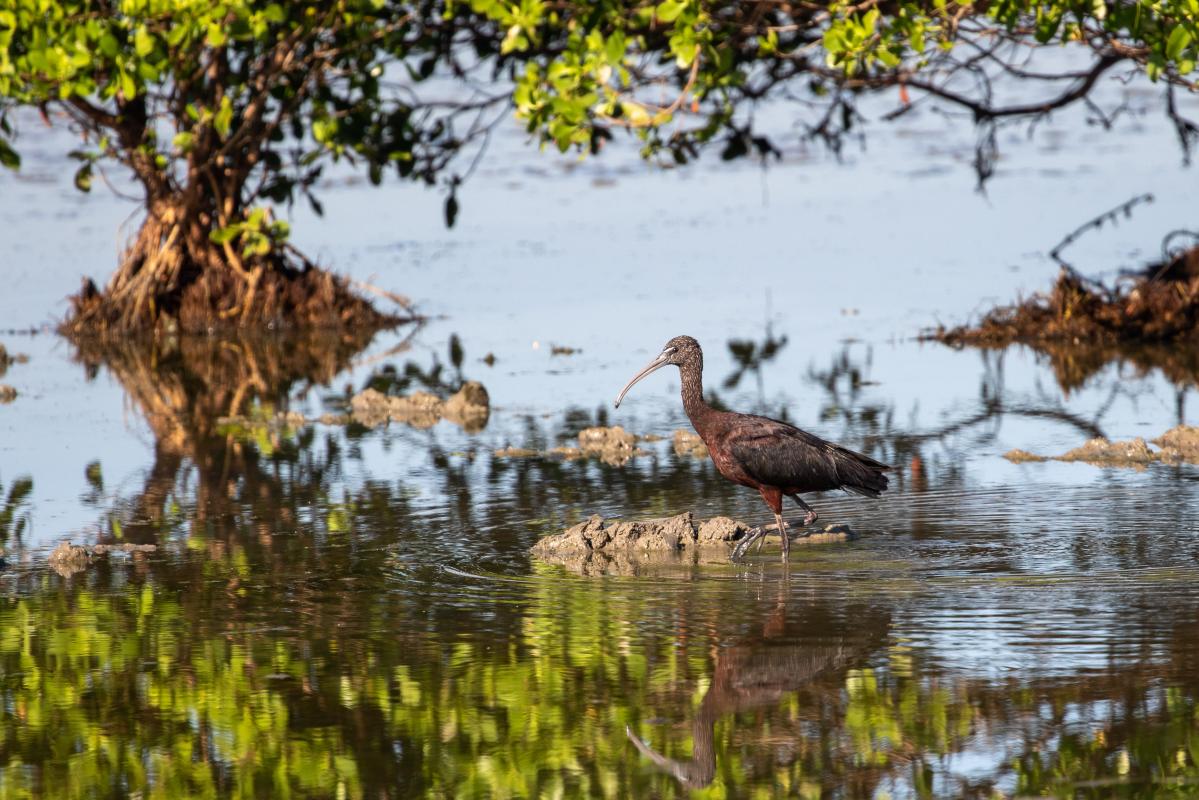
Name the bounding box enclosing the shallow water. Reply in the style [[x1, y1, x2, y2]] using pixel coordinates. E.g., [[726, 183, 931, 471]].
[[0, 327, 1196, 798], [2, 73, 1199, 798]]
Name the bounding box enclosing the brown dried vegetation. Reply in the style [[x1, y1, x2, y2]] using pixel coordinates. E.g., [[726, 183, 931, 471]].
[[933, 251, 1199, 349]]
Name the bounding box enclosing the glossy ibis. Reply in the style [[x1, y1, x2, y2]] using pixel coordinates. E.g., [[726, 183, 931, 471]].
[[615, 335, 890, 560]]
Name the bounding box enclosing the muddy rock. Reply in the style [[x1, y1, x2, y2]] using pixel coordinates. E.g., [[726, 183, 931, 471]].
[[1153, 425, 1199, 463], [349, 384, 489, 431], [531, 514, 853, 564], [49, 540, 159, 577], [530, 515, 610, 555], [800, 524, 856, 544], [349, 388, 392, 427], [1004, 449, 1048, 463], [548, 446, 583, 460], [673, 429, 708, 458], [443, 381, 490, 432], [0, 384, 15, 403], [389, 391, 443, 429], [1059, 437, 1156, 466], [48, 542, 92, 577], [578, 425, 640, 466], [607, 513, 695, 550], [697, 516, 750, 543], [318, 413, 350, 425]]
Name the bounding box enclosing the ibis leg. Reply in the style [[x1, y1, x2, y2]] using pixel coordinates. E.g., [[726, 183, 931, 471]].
[[775, 512, 789, 561], [791, 495, 819, 527]]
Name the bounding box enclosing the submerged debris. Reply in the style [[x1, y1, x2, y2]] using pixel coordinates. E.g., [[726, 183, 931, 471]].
[[673, 429, 709, 458], [1004, 426, 1199, 467], [0, 385, 15, 403], [49, 541, 157, 577], [531, 513, 857, 561]]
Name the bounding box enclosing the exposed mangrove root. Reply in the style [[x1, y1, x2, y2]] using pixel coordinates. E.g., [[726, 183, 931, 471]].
[[60, 206, 413, 337]]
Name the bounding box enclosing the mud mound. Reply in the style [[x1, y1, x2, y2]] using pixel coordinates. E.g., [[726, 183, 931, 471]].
[[1003, 427, 1199, 467], [1059, 437, 1157, 465], [1153, 425, 1199, 461], [531, 514, 857, 559]]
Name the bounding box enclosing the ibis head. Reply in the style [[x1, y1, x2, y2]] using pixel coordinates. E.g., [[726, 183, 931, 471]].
[[614, 335, 702, 408]]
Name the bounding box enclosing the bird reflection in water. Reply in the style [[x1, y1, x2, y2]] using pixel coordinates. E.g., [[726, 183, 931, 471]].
[[626, 578, 889, 789]]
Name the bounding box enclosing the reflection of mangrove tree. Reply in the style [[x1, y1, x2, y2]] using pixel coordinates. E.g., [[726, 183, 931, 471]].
[[72, 330, 383, 546], [5, 556, 1199, 797]]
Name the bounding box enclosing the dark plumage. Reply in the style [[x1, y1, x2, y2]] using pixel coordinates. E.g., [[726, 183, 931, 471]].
[[615, 335, 890, 560]]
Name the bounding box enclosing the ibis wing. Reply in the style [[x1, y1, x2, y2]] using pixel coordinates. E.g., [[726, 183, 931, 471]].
[[727, 418, 889, 497]]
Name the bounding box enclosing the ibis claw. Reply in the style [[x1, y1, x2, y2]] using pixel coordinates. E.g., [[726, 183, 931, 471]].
[[731, 526, 766, 561]]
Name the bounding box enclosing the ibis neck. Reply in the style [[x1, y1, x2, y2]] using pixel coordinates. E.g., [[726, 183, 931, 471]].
[[679, 362, 712, 427]]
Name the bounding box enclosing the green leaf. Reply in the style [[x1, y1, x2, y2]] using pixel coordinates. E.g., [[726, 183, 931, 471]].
[[134, 26, 154, 58], [206, 23, 227, 47], [172, 132, 194, 153], [209, 225, 242, 245], [1166, 26, 1192, 61], [214, 96, 233, 138], [656, 0, 685, 23], [119, 69, 137, 100]]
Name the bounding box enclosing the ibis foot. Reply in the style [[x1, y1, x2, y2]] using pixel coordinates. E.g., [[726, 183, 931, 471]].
[[731, 508, 825, 562], [731, 526, 768, 560]]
